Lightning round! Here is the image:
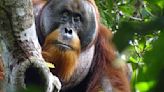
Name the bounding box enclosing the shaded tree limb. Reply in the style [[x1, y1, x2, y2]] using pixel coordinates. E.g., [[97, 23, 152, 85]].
[[0, 0, 61, 92]]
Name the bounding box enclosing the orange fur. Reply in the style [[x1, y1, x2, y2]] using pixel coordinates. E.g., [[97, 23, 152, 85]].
[[99, 25, 130, 92], [85, 24, 130, 92], [33, 0, 131, 91], [32, 0, 47, 6], [0, 56, 4, 81], [42, 30, 81, 82]]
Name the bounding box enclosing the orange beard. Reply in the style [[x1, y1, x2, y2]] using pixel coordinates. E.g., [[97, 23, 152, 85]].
[[42, 29, 80, 82], [42, 46, 80, 82]]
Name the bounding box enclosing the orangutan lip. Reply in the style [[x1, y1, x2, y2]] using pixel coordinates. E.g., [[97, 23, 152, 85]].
[[54, 41, 73, 50]]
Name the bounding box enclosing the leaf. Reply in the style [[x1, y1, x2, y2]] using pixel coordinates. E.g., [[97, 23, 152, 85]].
[[113, 17, 164, 52], [136, 81, 155, 92], [45, 62, 55, 68]]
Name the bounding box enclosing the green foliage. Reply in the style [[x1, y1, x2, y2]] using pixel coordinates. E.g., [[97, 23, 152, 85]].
[[96, 0, 164, 92]]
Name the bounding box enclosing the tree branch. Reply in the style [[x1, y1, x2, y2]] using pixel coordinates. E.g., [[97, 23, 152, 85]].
[[0, 0, 61, 92]]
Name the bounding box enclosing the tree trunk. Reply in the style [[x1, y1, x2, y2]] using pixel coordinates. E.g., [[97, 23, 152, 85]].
[[0, 0, 61, 92]]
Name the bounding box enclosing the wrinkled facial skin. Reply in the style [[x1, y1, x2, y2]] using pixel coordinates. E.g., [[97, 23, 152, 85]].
[[39, 0, 97, 50]]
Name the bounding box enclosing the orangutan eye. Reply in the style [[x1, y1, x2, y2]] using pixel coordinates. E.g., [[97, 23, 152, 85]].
[[74, 15, 81, 22], [61, 10, 70, 22]]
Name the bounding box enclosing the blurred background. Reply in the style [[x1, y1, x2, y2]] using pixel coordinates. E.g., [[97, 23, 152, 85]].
[[95, 0, 164, 92]]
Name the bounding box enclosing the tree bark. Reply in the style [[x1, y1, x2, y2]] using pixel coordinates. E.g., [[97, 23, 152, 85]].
[[0, 0, 61, 92]]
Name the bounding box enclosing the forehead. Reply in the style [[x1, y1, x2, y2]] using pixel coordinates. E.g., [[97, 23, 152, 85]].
[[54, 0, 93, 13]]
